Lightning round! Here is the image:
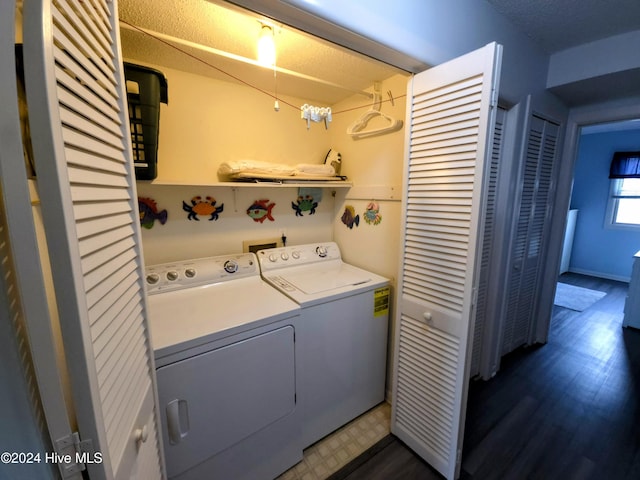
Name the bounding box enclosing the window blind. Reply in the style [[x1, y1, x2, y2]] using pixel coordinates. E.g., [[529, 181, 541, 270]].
[[609, 151, 640, 178]]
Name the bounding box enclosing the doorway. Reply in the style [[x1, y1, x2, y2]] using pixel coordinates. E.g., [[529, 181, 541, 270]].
[[559, 120, 640, 284], [531, 101, 640, 348]]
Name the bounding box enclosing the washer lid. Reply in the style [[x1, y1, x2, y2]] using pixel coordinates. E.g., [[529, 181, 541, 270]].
[[280, 266, 371, 295]]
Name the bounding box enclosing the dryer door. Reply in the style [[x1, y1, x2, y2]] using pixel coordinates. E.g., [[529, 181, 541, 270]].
[[156, 325, 296, 478]]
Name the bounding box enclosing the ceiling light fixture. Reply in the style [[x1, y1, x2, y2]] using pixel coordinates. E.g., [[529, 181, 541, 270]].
[[257, 24, 276, 67]]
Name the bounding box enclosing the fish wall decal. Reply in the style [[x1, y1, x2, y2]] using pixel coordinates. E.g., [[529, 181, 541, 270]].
[[247, 199, 276, 223], [341, 205, 360, 229], [138, 197, 168, 229]]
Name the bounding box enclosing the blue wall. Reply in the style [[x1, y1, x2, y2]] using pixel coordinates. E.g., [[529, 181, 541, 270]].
[[570, 129, 640, 281]]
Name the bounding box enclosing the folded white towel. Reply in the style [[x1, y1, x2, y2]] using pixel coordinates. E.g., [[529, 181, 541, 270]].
[[218, 160, 296, 178], [218, 160, 337, 180], [294, 164, 335, 176]]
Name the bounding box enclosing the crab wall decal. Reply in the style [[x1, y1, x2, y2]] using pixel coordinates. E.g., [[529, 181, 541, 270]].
[[182, 196, 224, 221], [363, 201, 382, 225], [291, 195, 318, 216]]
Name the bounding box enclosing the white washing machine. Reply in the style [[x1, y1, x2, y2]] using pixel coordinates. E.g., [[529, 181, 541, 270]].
[[145, 253, 302, 480], [257, 242, 390, 447]]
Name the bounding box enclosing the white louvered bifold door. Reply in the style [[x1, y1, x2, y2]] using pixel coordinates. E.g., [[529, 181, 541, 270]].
[[391, 43, 502, 480], [501, 114, 559, 355], [469, 106, 506, 379], [23, 1, 163, 479]]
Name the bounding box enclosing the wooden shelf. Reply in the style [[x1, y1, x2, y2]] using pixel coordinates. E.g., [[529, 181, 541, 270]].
[[140, 180, 353, 188]]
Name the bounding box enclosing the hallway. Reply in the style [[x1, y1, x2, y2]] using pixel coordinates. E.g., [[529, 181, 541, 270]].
[[462, 273, 639, 479]]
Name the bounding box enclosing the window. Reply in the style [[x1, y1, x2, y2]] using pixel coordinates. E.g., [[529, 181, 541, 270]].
[[608, 178, 640, 228], [607, 151, 640, 229]]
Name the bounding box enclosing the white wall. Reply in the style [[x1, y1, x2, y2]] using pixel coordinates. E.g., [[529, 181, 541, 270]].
[[548, 30, 640, 88], [133, 63, 346, 265], [327, 73, 407, 399], [328, 74, 407, 283], [150, 66, 332, 183], [137, 183, 337, 264]]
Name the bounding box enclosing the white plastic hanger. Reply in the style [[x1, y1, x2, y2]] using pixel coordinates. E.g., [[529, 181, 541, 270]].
[[346, 84, 403, 139]]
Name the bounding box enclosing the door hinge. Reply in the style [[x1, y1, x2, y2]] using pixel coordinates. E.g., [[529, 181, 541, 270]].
[[490, 87, 498, 108], [55, 432, 96, 478]]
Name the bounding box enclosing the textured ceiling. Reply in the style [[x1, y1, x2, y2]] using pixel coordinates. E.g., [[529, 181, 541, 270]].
[[118, 0, 640, 106], [117, 0, 406, 105], [486, 0, 640, 53]]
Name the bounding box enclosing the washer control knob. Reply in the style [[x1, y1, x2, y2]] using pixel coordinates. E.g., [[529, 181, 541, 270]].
[[281, 252, 289, 261], [269, 253, 278, 262], [292, 251, 300, 259], [184, 268, 196, 278], [224, 260, 238, 273], [316, 246, 328, 258], [146, 273, 160, 285], [167, 271, 179, 281]]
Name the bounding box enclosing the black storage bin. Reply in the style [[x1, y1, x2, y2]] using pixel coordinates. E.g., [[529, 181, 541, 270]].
[[124, 63, 168, 180]]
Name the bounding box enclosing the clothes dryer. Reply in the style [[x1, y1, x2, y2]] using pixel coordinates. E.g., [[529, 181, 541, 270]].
[[146, 253, 301, 480]]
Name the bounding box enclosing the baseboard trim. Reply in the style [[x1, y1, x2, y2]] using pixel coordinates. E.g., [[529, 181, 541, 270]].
[[567, 268, 630, 283]]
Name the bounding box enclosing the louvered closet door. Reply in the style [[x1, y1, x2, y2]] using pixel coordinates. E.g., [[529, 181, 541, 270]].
[[502, 115, 559, 354], [23, 1, 163, 479], [391, 43, 502, 480], [469, 106, 506, 379]]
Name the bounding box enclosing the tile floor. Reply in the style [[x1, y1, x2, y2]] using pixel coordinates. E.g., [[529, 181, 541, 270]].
[[277, 402, 391, 480]]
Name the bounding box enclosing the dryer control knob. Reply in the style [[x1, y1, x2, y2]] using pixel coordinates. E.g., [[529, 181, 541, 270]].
[[146, 273, 160, 285], [292, 251, 300, 259], [269, 253, 278, 262], [316, 246, 328, 258], [167, 271, 179, 281], [281, 253, 289, 261], [185, 268, 196, 278], [224, 260, 239, 273]]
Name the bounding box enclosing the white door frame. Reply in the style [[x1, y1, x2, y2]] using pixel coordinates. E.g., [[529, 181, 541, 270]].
[[535, 96, 640, 343]]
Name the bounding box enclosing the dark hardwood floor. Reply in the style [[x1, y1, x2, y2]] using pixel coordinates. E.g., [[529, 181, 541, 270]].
[[330, 273, 640, 480]]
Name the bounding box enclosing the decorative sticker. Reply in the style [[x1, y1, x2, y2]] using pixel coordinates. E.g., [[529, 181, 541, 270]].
[[138, 197, 167, 229], [247, 199, 276, 223], [292, 195, 318, 216], [182, 196, 224, 221], [341, 205, 360, 229], [374, 286, 390, 317], [363, 201, 382, 226]]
